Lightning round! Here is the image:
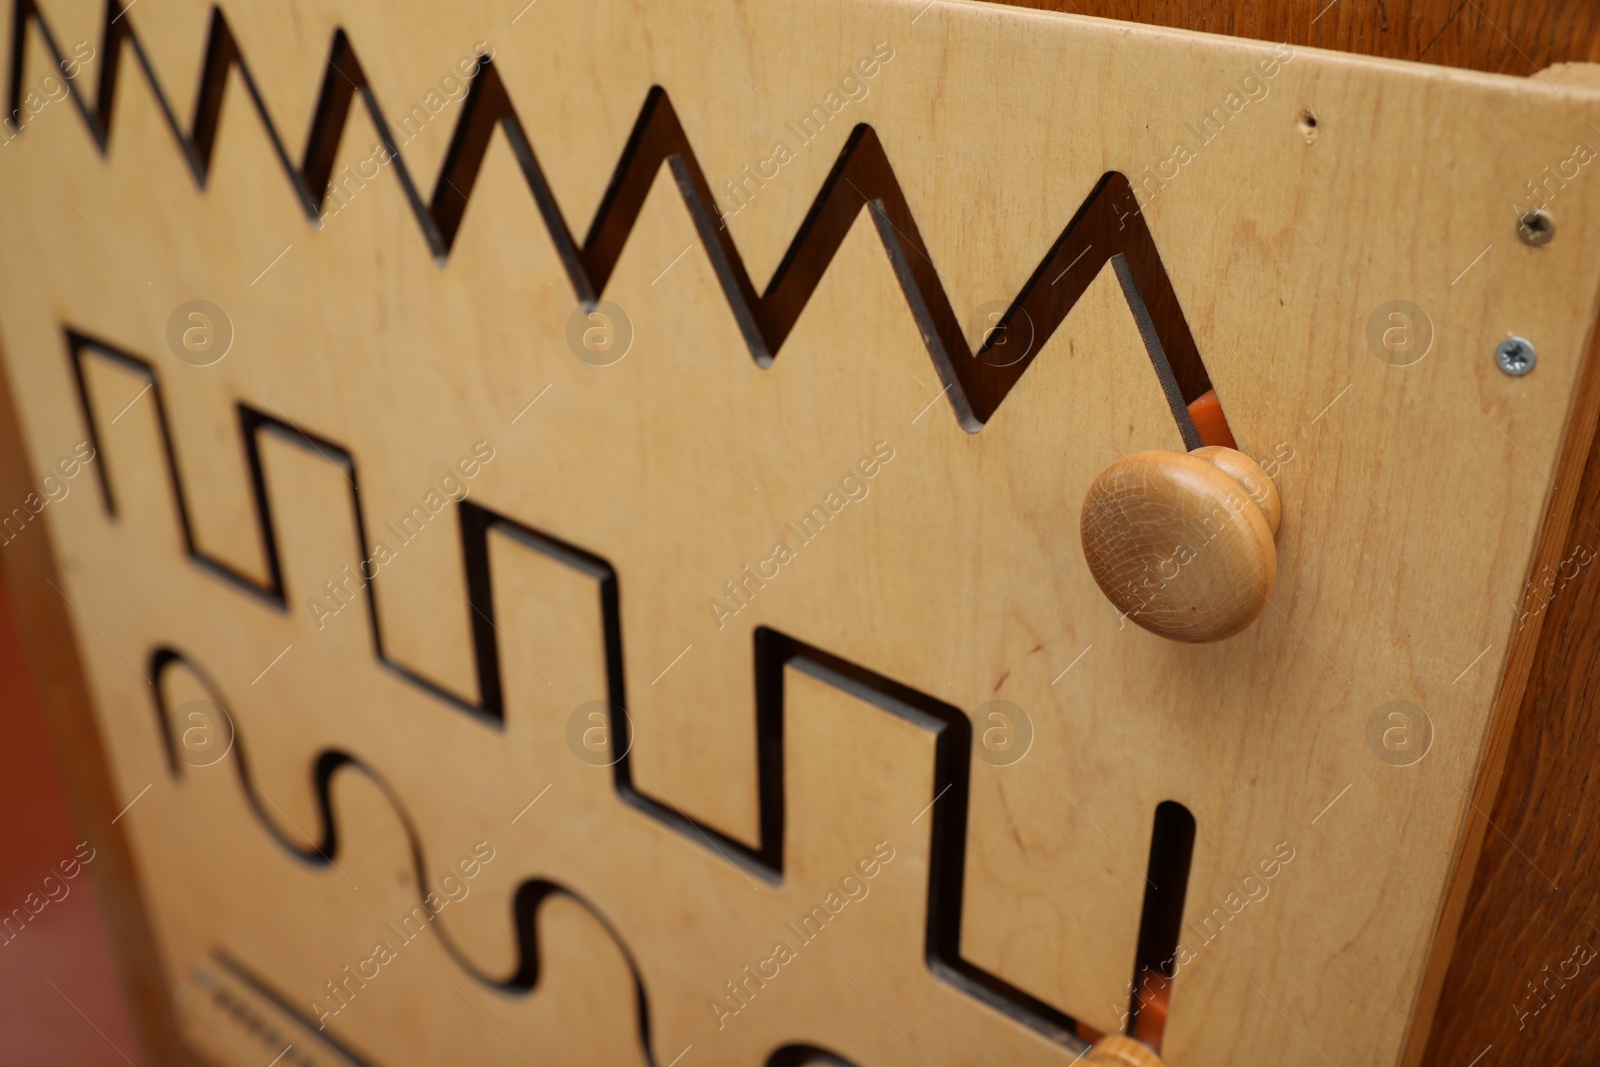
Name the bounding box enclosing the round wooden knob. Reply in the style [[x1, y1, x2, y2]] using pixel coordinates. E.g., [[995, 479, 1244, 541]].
[[1080, 1035, 1166, 1067], [1081, 447, 1279, 642]]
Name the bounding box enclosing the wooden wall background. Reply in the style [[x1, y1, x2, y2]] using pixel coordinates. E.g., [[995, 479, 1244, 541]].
[[1, 1, 1596, 1064], [1016, 0, 1600, 76]]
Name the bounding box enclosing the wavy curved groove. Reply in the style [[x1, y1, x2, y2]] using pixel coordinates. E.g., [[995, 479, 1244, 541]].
[[149, 649, 661, 1066], [70, 324, 769, 883], [13, 0, 1212, 436], [43, 0, 1217, 1042], [765, 1044, 859, 1067], [83, 328, 1192, 1051]]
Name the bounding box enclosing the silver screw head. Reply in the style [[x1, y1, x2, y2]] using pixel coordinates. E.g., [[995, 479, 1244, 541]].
[[1518, 208, 1555, 246], [1495, 336, 1536, 376]]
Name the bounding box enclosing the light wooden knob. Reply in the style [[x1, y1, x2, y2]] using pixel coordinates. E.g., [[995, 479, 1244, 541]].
[[1081, 447, 1279, 642], [1080, 1035, 1166, 1067]]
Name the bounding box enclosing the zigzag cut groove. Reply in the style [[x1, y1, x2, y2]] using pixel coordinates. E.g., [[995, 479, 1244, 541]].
[[10, 0, 1215, 439]]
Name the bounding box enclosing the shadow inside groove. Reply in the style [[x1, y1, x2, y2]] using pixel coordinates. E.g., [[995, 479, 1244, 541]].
[[1126, 798, 1198, 1047], [15, 0, 1215, 438]]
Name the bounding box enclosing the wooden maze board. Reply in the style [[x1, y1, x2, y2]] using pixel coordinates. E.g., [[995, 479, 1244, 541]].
[[4, 0, 1600, 1064]]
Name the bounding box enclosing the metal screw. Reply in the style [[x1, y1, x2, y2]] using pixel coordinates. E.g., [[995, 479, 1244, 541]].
[[1518, 208, 1555, 246], [1495, 337, 1536, 376]]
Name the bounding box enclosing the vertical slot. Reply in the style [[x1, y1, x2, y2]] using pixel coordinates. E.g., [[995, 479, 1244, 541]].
[[1127, 800, 1197, 1048]]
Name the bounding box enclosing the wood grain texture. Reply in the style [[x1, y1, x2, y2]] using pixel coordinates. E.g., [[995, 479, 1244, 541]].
[[1005, 0, 1600, 77], [990, 6, 1600, 1065], [1080, 449, 1277, 642], [1417, 315, 1600, 1065], [3, 0, 1600, 1065], [1084, 1034, 1166, 1066], [1193, 445, 1281, 533]]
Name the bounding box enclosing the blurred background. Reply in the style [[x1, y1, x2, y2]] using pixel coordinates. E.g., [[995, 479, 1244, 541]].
[[0, 562, 138, 1065]]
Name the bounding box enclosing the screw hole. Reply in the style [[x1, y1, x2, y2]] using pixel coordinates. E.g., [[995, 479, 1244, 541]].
[[1296, 109, 1319, 144]]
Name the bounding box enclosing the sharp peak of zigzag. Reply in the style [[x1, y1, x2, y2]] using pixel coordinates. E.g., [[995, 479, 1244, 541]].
[[11, 0, 1212, 438]]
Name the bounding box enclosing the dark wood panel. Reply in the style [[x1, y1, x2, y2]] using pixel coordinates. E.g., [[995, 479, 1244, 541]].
[[1420, 388, 1600, 1064], [1005, 0, 1600, 76]]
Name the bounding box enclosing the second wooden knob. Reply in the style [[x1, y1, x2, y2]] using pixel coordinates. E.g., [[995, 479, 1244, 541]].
[[1081, 446, 1279, 642], [1080, 1035, 1167, 1067]]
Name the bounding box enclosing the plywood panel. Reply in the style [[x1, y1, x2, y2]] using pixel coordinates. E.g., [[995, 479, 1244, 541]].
[[4, 1, 1600, 1064]]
